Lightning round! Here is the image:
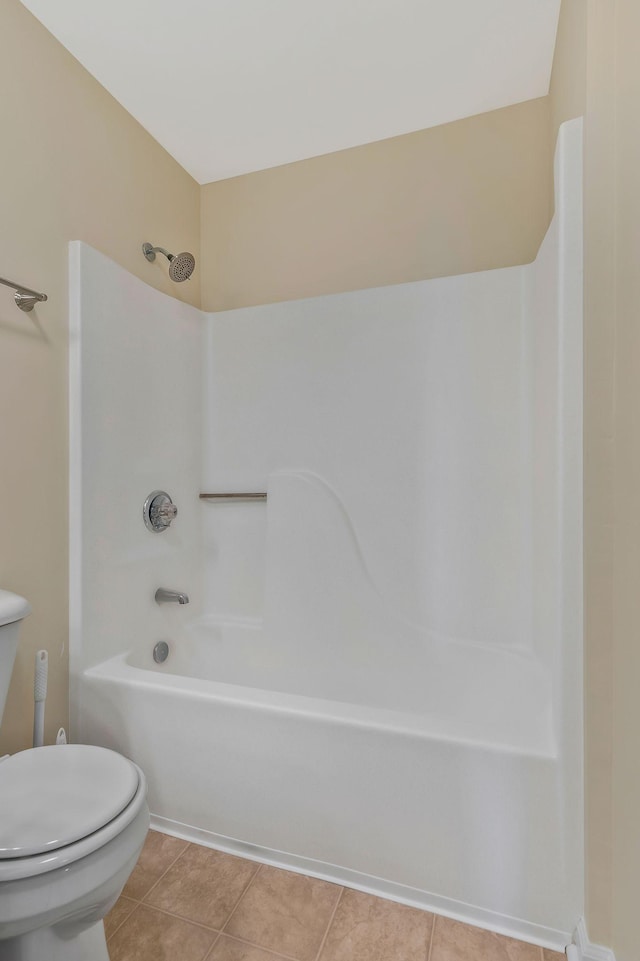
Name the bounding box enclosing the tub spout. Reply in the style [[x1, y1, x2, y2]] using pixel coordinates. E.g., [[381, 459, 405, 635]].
[[155, 588, 189, 605]]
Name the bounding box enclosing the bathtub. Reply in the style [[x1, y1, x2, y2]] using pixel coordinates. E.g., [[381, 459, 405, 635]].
[[79, 617, 568, 950]]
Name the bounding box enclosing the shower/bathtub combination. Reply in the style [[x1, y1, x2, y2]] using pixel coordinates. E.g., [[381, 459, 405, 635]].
[[69, 121, 583, 951]]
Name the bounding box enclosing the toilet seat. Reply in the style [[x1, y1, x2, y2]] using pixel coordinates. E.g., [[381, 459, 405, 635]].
[[0, 744, 146, 882]]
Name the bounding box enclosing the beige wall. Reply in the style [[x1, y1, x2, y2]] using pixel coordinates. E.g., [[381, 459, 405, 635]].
[[610, 1, 640, 957], [553, 0, 640, 956], [549, 0, 586, 138], [201, 98, 552, 312], [0, 0, 200, 755], [583, 2, 640, 953]]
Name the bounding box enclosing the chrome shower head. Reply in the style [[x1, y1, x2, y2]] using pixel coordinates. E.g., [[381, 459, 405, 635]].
[[142, 242, 196, 283], [167, 250, 196, 282]]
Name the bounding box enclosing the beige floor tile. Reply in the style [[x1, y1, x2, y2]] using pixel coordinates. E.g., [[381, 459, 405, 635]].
[[318, 888, 433, 961], [207, 934, 291, 961], [122, 829, 189, 900], [105, 896, 138, 940], [430, 917, 541, 961], [146, 843, 259, 929], [108, 904, 216, 961], [542, 952, 566, 960], [225, 866, 342, 961]]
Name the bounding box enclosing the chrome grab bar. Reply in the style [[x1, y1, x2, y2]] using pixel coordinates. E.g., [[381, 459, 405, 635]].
[[0, 274, 48, 312], [199, 492, 267, 501]]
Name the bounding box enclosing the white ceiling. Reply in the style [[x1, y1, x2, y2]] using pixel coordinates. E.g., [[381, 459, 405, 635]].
[[21, 0, 560, 185]]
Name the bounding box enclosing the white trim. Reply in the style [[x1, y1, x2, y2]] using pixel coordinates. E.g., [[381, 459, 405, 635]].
[[572, 918, 617, 961], [150, 814, 570, 953]]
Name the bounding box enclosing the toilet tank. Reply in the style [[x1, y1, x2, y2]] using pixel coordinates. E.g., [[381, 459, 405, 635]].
[[0, 590, 31, 726]]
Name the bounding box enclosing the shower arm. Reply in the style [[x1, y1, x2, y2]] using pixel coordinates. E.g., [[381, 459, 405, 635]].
[[143, 244, 172, 262]]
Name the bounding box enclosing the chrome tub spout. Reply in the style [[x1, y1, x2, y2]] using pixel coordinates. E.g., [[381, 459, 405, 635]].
[[155, 588, 189, 605]]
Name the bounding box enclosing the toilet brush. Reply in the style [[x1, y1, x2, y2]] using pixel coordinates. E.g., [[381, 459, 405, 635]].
[[33, 650, 48, 748]]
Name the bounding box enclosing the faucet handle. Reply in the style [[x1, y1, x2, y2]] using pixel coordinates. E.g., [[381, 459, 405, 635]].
[[144, 491, 178, 532], [152, 501, 177, 524]]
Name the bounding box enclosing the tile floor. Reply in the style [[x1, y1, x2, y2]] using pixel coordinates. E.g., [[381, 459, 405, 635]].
[[106, 830, 565, 961]]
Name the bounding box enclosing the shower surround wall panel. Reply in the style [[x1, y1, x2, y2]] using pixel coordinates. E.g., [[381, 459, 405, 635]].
[[70, 121, 582, 949], [202, 270, 528, 652], [69, 242, 204, 677]]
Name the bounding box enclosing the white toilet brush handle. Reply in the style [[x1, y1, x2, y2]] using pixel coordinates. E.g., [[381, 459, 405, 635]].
[[33, 650, 48, 748]]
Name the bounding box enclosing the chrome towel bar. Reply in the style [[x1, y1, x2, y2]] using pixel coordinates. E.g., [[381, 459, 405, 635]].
[[199, 492, 267, 501], [0, 274, 48, 312]]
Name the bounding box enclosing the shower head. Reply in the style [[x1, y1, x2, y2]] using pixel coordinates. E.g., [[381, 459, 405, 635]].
[[142, 242, 196, 283], [167, 251, 196, 283]]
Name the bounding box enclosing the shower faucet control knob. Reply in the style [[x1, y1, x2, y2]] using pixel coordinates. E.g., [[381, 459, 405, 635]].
[[143, 490, 178, 533], [153, 501, 177, 524]]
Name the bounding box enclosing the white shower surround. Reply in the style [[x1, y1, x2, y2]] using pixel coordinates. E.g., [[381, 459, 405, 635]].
[[70, 120, 583, 950]]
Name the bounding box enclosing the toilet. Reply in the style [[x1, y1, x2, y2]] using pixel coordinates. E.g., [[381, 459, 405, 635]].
[[0, 590, 149, 961]]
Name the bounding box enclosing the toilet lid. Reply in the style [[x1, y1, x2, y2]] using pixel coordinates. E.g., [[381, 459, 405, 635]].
[[0, 744, 140, 858]]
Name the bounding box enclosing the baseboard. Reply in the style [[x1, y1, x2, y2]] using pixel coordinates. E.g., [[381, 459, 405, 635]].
[[150, 813, 570, 952], [572, 918, 617, 961]]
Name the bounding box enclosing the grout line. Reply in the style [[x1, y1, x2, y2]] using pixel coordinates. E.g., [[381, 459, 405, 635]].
[[139, 834, 191, 903], [220, 861, 264, 933], [313, 886, 345, 961], [426, 912, 437, 961], [203, 931, 222, 960], [129, 900, 223, 935], [105, 898, 141, 943], [218, 932, 307, 961]]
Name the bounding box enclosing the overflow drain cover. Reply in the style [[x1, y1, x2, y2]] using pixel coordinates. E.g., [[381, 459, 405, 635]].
[[153, 641, 169, 663]]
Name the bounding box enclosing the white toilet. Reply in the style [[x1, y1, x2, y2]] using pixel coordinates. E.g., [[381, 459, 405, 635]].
[[0, 590, 149, 961]]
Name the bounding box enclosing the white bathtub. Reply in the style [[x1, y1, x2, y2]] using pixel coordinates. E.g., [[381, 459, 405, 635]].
[[79, 618, 568, 950]]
